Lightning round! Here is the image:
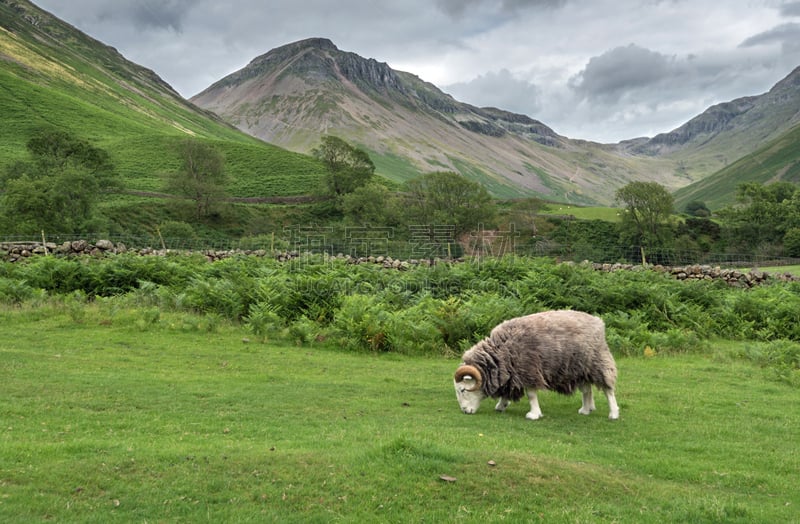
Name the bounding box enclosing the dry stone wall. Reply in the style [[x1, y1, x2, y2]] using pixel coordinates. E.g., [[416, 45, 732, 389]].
[[2, 240, 799, 286], [587, 262, 799, 287]]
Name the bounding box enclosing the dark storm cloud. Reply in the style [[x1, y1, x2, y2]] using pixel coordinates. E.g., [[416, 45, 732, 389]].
[[435, 0, 566, 17], [569, 44, 673, 102], [68, 0, 198, 32], [128, 0, 197, 32], [780, 2, 800, 17], [739, 22, 800, 53], [444, 69, 543, 115]]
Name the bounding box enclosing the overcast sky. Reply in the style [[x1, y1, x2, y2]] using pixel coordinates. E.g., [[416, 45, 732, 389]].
[[32, 0, 800, 143]]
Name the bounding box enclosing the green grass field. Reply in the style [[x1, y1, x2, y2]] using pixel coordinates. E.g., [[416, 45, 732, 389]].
[[1, 305, 797, 522], [762, 264, 800, 276], [538, 205, 623, 222]]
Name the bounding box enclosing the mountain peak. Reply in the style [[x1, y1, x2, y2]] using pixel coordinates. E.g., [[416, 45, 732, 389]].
[[270, 37, 339, 55], [244, 37, 338, 68]]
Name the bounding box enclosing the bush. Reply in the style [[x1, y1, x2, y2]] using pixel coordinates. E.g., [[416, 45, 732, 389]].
[[245, 302, 283, 342], [783, 228, 800, 257], [332, 294, 392, 352], [685, 201, 711, 217], [157, 221, 198, 247], [737, 340, 800, 386], [4, 253, 800, 363], [0, 278, 40, 304], [386, 298, 444, 356], [183, 277, 247, 319]]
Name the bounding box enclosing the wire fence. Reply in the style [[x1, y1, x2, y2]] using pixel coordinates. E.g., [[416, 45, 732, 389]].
[[3, 232, 799, 269]]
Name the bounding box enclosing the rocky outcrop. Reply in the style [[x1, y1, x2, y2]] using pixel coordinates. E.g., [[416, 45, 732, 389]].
[[631, 66, 800, 158], [633, 97, 757, 155]]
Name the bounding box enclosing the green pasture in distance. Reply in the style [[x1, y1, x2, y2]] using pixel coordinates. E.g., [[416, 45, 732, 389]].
[[0, 305, 797, 523], [538, 205, 623, 222], [761, 264, 800, 276]]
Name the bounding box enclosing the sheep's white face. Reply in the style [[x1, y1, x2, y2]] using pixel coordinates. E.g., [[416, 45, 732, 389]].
[[454, 377, 485, 414]]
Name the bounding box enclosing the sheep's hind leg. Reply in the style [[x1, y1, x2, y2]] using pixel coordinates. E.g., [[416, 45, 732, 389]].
[[578, 384, 595, 415], [525, 389, 543, 420], [604, 388, 620, 420], [495, 397, 510, 412]]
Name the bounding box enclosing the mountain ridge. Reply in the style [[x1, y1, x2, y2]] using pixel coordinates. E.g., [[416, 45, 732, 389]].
[[4, 1, 799, 209], [193, 37, 800, 205], [632, 65, 800, 157], [192, 38, 677, 203]]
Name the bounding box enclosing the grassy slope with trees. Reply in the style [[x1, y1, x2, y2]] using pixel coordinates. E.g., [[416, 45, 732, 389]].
[[673, 122, 800, 211], [0, 1, 327, 235], [4, 0, 800, 255]]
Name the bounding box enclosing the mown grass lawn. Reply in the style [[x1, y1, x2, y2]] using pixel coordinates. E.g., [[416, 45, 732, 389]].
[[1, 308, 798, 523]]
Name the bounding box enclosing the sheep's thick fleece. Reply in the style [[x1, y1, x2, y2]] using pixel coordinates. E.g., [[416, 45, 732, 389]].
[[461, 310, 616, 401]]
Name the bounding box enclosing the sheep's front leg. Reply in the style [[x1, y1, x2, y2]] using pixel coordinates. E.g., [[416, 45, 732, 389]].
[[604, 388, 620, 420], [578, 384, 595, 415], [525, 388, 543, 420], [495, 397, 510, 412]]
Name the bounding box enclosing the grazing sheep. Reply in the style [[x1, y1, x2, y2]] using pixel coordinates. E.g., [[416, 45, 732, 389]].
[[453, 310, 619, 420]]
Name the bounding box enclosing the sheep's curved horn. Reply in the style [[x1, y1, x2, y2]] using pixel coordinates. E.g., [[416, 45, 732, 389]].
[[454, 365, 482, 391]]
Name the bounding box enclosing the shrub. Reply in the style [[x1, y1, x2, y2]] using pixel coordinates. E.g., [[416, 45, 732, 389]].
[[4, 252, 800, 358], [386, 301, 444, 356], [332, 294, 392, 352], [461, 292, 527, 340], [245, 302, 283, 342], [286, 315, 320, 346], [603, 310, 653, 356], [783, 228, 800, 257], [737, 340, 800, 386], [157, 221, 198, 247], [0, 278, 40, 304], [183, 277, 247, 319]]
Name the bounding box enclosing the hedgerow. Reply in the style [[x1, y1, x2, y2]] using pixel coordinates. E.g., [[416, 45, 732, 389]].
[[2, 254, 800, 382]]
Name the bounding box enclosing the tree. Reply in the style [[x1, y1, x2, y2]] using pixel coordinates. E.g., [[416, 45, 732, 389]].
[[164, 139, 228, 220], [783, 228, 800, 257], [341, 182, 402, 226], [312, 136, 374, 198], [404, 171, 495, 236], [615, 181, 674, 262], [0, 128, 118, 234], [507, 197, 546, 235], [684, 200, 711, 217], [717, 182, 800, 253]]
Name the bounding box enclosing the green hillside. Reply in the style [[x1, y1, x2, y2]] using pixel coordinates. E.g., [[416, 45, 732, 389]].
[[673, 123, 800, 211], [0, 1, 325, 203]]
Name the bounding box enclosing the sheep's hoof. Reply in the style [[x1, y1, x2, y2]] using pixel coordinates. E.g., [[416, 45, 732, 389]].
[[578, 407, 595, 415], [608, 412, 620, 420], [525, 411, 543, 421]]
